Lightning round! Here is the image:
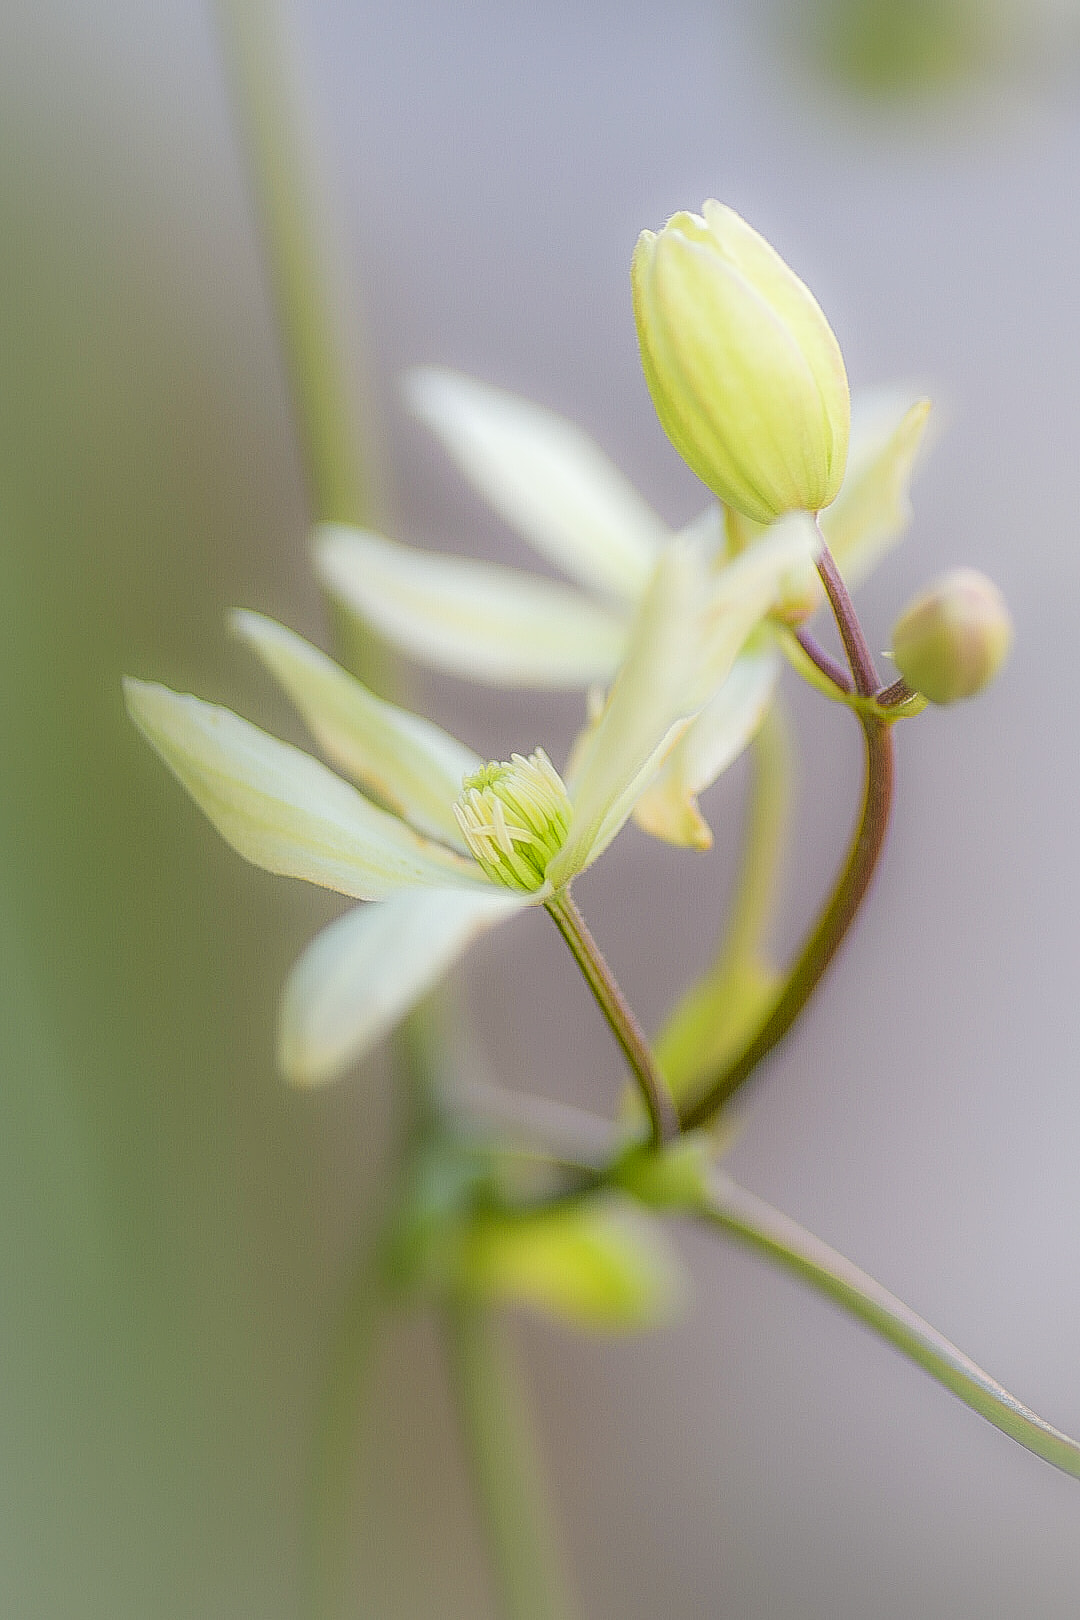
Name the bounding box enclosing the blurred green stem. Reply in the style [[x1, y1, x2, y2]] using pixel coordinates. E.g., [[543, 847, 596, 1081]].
[[716, 701, 790, 974], [215, 0, 374, 527], [653, 702, 791, 1109], [214, 10, 570, 1616], [444, 1302, 575, 1620], [302, 1241, 387, 1620]]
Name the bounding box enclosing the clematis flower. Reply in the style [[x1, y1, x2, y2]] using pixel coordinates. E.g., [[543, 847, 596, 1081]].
[[315, 368, 931, 850], [125, 520, 814, 1086]]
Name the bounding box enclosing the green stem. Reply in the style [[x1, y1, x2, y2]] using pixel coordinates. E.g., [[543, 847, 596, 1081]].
[[546, 888, 679, 1148], [214, 0, 375, 526], [301, 1241, 387, 1620], [718, 701, 791, 974], [444, 1302, 575, 1620], [698, 1172, 1080, 1480]]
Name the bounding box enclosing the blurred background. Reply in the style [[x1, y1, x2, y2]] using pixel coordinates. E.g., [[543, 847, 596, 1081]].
[[4, 1, 1080, 1615]]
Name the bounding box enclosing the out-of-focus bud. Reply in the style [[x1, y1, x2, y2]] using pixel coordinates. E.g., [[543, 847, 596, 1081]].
[[632, 201, 850, 526], [456, 1197, 685, 1332], [890, 568, 1012, 704]]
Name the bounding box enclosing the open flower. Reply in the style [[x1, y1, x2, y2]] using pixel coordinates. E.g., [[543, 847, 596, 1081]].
[[315, 368, 931, 849], [125, 521, 814, 1086]]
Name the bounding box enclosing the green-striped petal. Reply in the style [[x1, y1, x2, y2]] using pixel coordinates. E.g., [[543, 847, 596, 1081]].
[[316, 525, 628, 689], [124, 679, 486, 899], [548, 522, 816, 884], [632, 643, 781, 850], [279, 888, 526, 1086], [233, 610, 479, 847], [822, 393, 932, 586], [406, 367, 669, 600]]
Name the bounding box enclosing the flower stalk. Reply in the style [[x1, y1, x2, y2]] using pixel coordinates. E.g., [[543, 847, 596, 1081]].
[[683, 539, 894, 1128], [545, 888, 680, 1148]]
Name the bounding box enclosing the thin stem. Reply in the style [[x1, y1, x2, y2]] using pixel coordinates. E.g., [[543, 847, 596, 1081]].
[[546, 888, 680, 1147], [794, 626, 853, 695], [444, 1302, 575, 1620], [815, 535, 879, 696], [697, 1171, 1080, 1480], [452, 1074, 620, 1170], [654, 704, 791, 1103], [683, 712, 893, 1128], [719, 701, 791, 972], [302, 1240, 386, 1620], [214, 0, 375, 525]]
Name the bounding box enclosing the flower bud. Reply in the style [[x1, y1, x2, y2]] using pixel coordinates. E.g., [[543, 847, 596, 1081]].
[[454, 749, 571, 891], [632, 201, 850, 525], [890, 569, 1012, 705]]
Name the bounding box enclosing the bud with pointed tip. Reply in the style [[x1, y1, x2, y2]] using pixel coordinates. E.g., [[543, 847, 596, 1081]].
[[632, 201, 850, 526], [890, 569, 1012, 704]]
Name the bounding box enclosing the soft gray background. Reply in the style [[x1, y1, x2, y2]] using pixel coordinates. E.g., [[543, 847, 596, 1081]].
[[3, 2, 1080, 1615]]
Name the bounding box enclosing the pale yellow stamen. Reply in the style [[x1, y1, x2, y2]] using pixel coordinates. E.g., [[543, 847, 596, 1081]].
[[454, 748, 572, 892]]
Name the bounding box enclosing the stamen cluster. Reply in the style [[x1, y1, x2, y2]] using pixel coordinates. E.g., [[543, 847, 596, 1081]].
[[454, 749, 572, 892]]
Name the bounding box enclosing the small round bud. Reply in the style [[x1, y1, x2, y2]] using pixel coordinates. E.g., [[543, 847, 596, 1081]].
[[632, 201, 850, 525], [890, 569, 1012, 705], [454, 749, 571, 892]]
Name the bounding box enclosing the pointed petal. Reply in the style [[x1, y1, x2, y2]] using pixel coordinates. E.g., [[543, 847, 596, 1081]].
[[124, 679, 486, 899], [632, 644, 781, 850], [232, 610, 479, 847], [279, 888, 525, 1085], [406, 367, 669, 600], [822, 394, 932, 588], [316, 525, 628, 689], [548, 522, 816, 884]]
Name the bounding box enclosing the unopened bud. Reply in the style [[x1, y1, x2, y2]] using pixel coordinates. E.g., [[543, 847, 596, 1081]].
[[890, 569, 1012, 704], [632, 201, 850, 525]]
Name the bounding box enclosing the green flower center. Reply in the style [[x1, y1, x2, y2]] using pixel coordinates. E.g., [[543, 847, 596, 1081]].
[[454, 749, 572, 892]]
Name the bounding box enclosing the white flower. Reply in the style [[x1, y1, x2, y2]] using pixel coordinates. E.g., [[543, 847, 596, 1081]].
[[315, 369, 930, 851], [125, 521, 814, 1086]]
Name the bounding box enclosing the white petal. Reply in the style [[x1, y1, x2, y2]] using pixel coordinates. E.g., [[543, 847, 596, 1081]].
[[632, 645, 781, 849], [548, 522, 815, 884], [316, 525, 628, 689], [279, 888, 526, 1085], [233, 610, 479, 847], [124, 679, 486, 899], [821, 393, 932, 588], [406, 367, 669, 600]]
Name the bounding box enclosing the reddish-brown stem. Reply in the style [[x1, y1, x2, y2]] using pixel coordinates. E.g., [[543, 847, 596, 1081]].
[[680, 536, 894, 1129]]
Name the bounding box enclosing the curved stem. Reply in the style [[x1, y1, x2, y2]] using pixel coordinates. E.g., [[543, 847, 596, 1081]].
[[682, 535, 893, 1128], [794, 626, 853, 695], [546, 888, 679, 1148], [683, 712, 893, 1128], [815, 536, 879, 696], [697, 1171, 1080, 1480], [444, 1302, 575, 1620]]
